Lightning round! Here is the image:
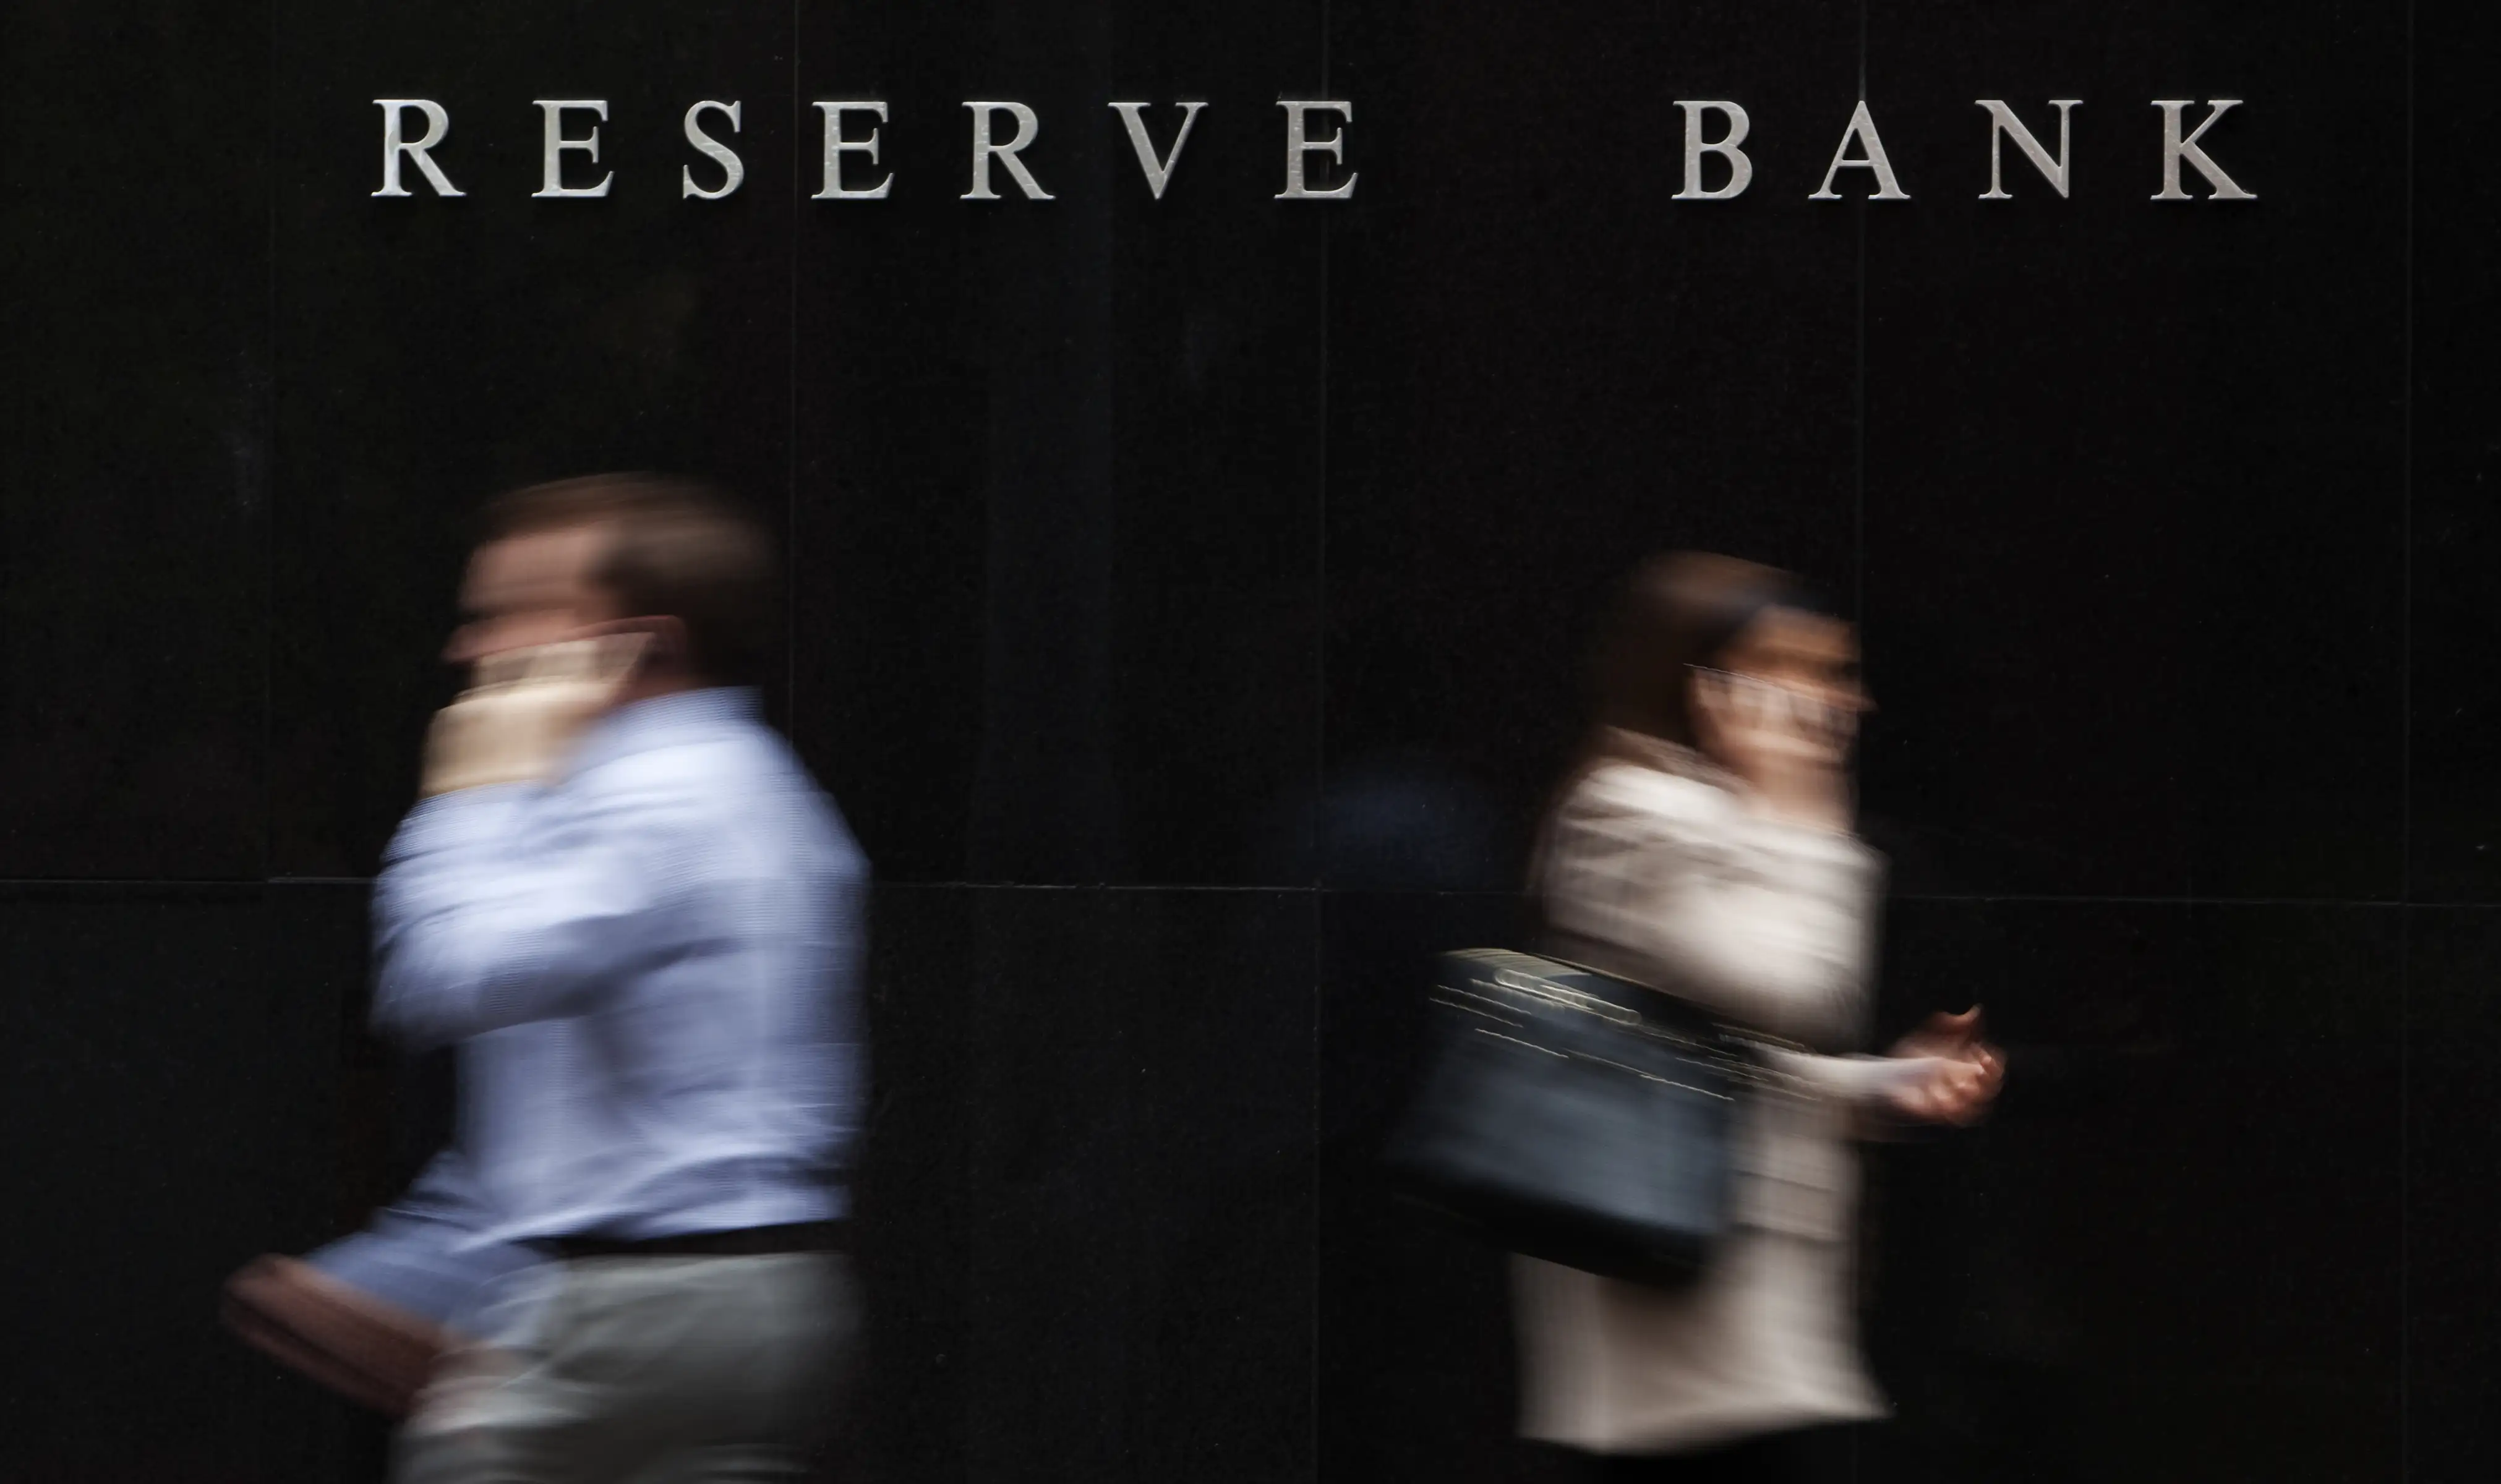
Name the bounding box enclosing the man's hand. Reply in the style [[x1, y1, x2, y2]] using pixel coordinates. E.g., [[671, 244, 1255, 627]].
[[419, 638, 641, 797]]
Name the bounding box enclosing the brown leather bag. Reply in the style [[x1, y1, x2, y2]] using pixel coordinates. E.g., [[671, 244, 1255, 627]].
[[222, 1255, 449, 1417]]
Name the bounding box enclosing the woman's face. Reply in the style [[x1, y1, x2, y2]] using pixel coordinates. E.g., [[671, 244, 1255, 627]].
[[1690, 606, 1870, 769]]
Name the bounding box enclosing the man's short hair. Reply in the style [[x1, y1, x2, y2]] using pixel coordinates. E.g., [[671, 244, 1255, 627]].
[[482, 473, 776, 688]]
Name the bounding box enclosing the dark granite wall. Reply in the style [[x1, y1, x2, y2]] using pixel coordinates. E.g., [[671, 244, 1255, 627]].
[[3, 2, 2486, 1480]]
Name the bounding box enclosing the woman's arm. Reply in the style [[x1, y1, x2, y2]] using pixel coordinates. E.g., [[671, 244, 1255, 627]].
[[1542, 764, 2000, 1128], [1768, 1043, 2003, 1135]]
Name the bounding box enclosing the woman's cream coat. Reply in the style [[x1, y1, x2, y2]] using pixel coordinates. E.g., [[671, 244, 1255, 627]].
[[1515, 733, 1898, 1454]]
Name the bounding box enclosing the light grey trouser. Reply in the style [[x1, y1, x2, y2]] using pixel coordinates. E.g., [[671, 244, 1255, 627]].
[[394, 1253, 854, 1484]]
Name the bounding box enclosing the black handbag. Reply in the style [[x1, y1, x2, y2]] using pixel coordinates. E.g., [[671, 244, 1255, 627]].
[[1382, 947, 1762, 1286]]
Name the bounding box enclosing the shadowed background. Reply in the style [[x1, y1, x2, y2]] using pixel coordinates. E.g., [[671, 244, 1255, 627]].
[[1, 1, 2486, 1480]]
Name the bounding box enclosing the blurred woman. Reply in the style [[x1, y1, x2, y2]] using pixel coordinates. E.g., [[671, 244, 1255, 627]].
[[1516, 553, 2002, 1484]]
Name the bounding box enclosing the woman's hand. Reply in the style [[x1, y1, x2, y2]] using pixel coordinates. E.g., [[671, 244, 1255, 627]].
[[1691, 666, 1856, 832], [1880, 1007, 2006, 1125]]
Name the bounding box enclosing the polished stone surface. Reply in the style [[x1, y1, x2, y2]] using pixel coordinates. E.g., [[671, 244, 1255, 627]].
[[0, 2, 2474, 1480]]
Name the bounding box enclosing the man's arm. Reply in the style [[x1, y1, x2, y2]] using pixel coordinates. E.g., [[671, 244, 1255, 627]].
[[371, 782, 682, 1048]]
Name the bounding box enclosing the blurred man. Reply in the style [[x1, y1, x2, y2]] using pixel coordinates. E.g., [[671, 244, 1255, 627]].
[[375, 474, 865, 1482]]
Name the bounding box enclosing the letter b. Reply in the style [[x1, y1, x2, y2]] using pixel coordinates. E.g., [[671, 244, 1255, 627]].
[[1674, 101, 1752, 200]]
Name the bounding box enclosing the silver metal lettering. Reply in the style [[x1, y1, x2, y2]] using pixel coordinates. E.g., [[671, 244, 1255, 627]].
[[1809, 100, 1910, 200], [1276, 100, 1357, 200], [962, 102, 1053, 200], [532, 100, 613, 199], [2152, 100, 2254, 200], [1672, 101, 1753, 200], [1978, 99, 2079, 199], [373, 100, 463, 198], [814, 102, 892, 200], [682, 101, 743, 200], [1109, 101, 1206, 201]]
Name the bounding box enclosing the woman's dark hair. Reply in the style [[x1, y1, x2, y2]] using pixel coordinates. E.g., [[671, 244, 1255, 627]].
[[481, 472, 777, 688]]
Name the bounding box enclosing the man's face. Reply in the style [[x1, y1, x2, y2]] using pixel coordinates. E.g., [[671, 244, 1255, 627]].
[[443, 525, 617, 673]]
